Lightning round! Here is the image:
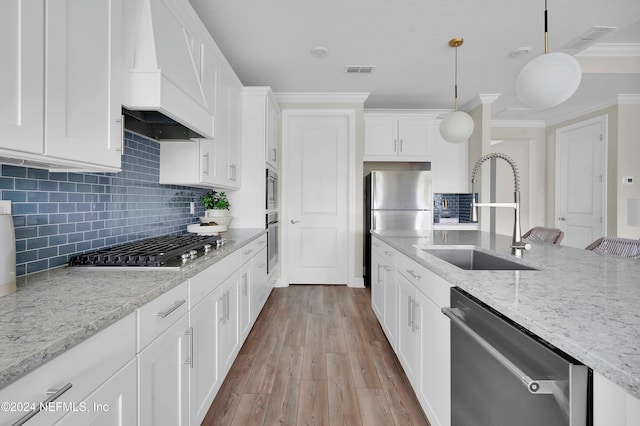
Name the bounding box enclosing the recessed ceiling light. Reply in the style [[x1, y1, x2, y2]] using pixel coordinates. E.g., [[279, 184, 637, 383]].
[[510, 47, 531, 57], [310, 46, 329, 57]]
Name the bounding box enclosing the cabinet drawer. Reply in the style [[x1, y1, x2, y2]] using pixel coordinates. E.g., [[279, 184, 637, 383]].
[[372, 239, 397, 267], [0, 313, 136, 426], [240, 235, 267, 264], [137, 282, 189, 352], [396, 254, 451, 308], [190, 250, 242, 309]]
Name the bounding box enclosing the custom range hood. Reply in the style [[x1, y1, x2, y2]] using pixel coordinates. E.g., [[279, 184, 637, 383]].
[[122, 0, 216, 139]]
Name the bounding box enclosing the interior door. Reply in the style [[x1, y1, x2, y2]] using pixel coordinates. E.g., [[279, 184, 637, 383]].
[[285, 113, 350, 284], [556, 116, 607, 248]]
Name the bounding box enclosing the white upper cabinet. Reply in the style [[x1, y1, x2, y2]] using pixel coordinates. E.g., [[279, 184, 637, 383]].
[[266, 94, 280, 170], [432, 118, 469, 193], [364, 111, 435, 160], [159, 139, 217, 187], [45, 0, 123, 170], [0, 0, 44, 155], [0, 0, 123, 172]]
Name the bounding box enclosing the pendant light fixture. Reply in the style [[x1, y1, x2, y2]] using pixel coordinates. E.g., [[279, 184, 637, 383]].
[[439, 38, 474, 144], [515, 0, 582, 109]]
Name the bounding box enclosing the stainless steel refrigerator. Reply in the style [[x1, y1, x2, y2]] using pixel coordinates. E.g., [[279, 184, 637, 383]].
[[364, 170, 433, 287]]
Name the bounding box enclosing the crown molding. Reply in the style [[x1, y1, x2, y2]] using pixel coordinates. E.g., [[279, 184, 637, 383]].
[[273, 92, 370, 103], [463, 93, 501, 111], [492, 120, 546, 128], [576, 43, 640, 57], [618, 94, 640, 104]]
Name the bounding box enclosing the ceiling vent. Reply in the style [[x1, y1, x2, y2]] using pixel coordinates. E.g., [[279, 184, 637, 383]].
[[563, 26, 617, 50], [345, 65, 376, 74]]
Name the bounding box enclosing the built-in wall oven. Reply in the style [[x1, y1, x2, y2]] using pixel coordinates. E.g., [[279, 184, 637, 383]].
[[266, 212, 278, 273], [266, 168, 278, 210], [443, 288, 591, 426]]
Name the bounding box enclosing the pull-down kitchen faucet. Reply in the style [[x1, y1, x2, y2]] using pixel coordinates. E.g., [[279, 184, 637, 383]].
[[471, 153, 531, 258]]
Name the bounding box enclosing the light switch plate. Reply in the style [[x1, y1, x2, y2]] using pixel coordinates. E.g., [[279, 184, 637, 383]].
[[0, 201, 11, 214]]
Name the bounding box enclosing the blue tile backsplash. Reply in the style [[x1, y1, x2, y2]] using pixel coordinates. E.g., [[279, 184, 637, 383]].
[[433, 193, 477, 223], [1, 131, 211, 277]]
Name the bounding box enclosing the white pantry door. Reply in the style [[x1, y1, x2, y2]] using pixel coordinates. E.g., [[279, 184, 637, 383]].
[[284, 112, 350, 284], [555, 115, 607, 248]]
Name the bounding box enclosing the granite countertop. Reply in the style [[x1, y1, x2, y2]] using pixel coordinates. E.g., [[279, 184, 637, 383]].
[[0, 228, 265, 390], [373, 229, 640, 400]]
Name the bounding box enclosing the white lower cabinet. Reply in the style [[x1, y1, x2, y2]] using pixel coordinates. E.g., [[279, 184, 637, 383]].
[[0, 314, 136, 426], [251, 246, 270, 320], [1, 236, 271, 426], [217, 271, 240, 378], [396, 270, 421, 387], [138, 314, 190, 426], [371, 236, 451, 426], [56, 358, 137, 426], [594, 371, 640, 426], [189, 290, 219, 426], [371, 240, 398, 349], [239, 262, 252, 340]]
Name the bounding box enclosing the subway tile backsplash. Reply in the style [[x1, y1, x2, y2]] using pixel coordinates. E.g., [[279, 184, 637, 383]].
[[1, 132, 210, 276], [433, 193, 477, 223]]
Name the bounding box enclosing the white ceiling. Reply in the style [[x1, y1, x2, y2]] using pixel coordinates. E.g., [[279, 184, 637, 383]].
[[188, 0, 640, 124]]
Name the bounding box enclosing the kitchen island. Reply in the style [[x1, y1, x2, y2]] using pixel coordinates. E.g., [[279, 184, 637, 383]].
[[373, 229, 640, 403], [0, 228, 266, 390]]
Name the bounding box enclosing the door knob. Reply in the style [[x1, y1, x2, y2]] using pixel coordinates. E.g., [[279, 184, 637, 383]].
[[290, 219, 300, 224]]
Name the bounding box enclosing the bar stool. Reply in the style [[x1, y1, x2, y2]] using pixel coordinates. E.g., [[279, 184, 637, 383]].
[[522, 227, 565, 245], [585, 237, 640, 259]]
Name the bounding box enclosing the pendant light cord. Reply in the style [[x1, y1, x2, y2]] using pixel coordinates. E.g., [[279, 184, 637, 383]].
[[454, 44, 459, 111], [544, 0, 549, 54]]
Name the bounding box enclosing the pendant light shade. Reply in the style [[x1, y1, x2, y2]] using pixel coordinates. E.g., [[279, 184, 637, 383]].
[[515, 1, 582, 109], [516, 52, 581, 109], [439, 38, 474, 144], [440, 110, 475, 144]]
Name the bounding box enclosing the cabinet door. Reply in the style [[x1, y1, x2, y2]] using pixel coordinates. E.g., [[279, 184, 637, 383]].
[[239, 262, 252, 339], [398, 117, 432, 157], [226, 83, 242, 188], [396, 272, 419, 385], [218, 272, 239, 377], [139, 314, 190, 426], [364, 116, 399, 156], [45, 0, 122, 169], [0, 0, 44, 154], [265, 96, 280, 169], [418, 290, 451, 426], [381, 249, 397, 349], [55, 359, 137, 426], [251, 246, 269, 321], [370, 250, 385, 321], [189, 290, 219, 426]]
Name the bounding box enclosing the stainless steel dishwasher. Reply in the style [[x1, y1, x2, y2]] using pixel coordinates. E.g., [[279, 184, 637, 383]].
[[442, 288, 591, 426]]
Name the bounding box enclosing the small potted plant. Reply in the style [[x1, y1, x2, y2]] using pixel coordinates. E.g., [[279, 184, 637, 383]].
[[200, 190, 232, 226]]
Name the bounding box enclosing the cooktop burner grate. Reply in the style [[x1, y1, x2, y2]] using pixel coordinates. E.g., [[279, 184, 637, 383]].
[[68, 234, 222, 267]]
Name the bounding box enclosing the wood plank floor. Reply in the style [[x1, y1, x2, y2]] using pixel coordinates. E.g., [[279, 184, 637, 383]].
[[202, 285, 430, 426]]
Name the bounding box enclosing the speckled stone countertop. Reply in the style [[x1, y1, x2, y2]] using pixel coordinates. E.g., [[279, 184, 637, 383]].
[[373, 229, 640, 400], [0, 228, 265, 390]]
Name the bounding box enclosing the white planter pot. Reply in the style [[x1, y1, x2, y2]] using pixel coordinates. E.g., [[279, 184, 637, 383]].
[[204, 209, 233, 226]]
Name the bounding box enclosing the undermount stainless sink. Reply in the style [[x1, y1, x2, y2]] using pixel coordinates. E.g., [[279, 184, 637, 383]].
[[422, 248, 539, 271]]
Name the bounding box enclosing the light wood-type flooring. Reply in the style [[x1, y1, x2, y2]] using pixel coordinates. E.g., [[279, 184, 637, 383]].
[[202, 284, 430, 426]]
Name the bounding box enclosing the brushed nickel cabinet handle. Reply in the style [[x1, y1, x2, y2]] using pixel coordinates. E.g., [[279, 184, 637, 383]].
[[13, 383, 73, 426], [157, 299, 186, 318]]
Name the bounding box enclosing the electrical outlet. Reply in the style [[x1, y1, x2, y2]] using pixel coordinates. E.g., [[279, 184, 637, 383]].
[[0, 201, 11, 215], [190, 201, 195, 215], [623, 176, 634, 185]]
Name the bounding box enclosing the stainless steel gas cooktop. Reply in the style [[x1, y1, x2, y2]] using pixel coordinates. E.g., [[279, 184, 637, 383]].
[[67, 234, 225, 271]]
